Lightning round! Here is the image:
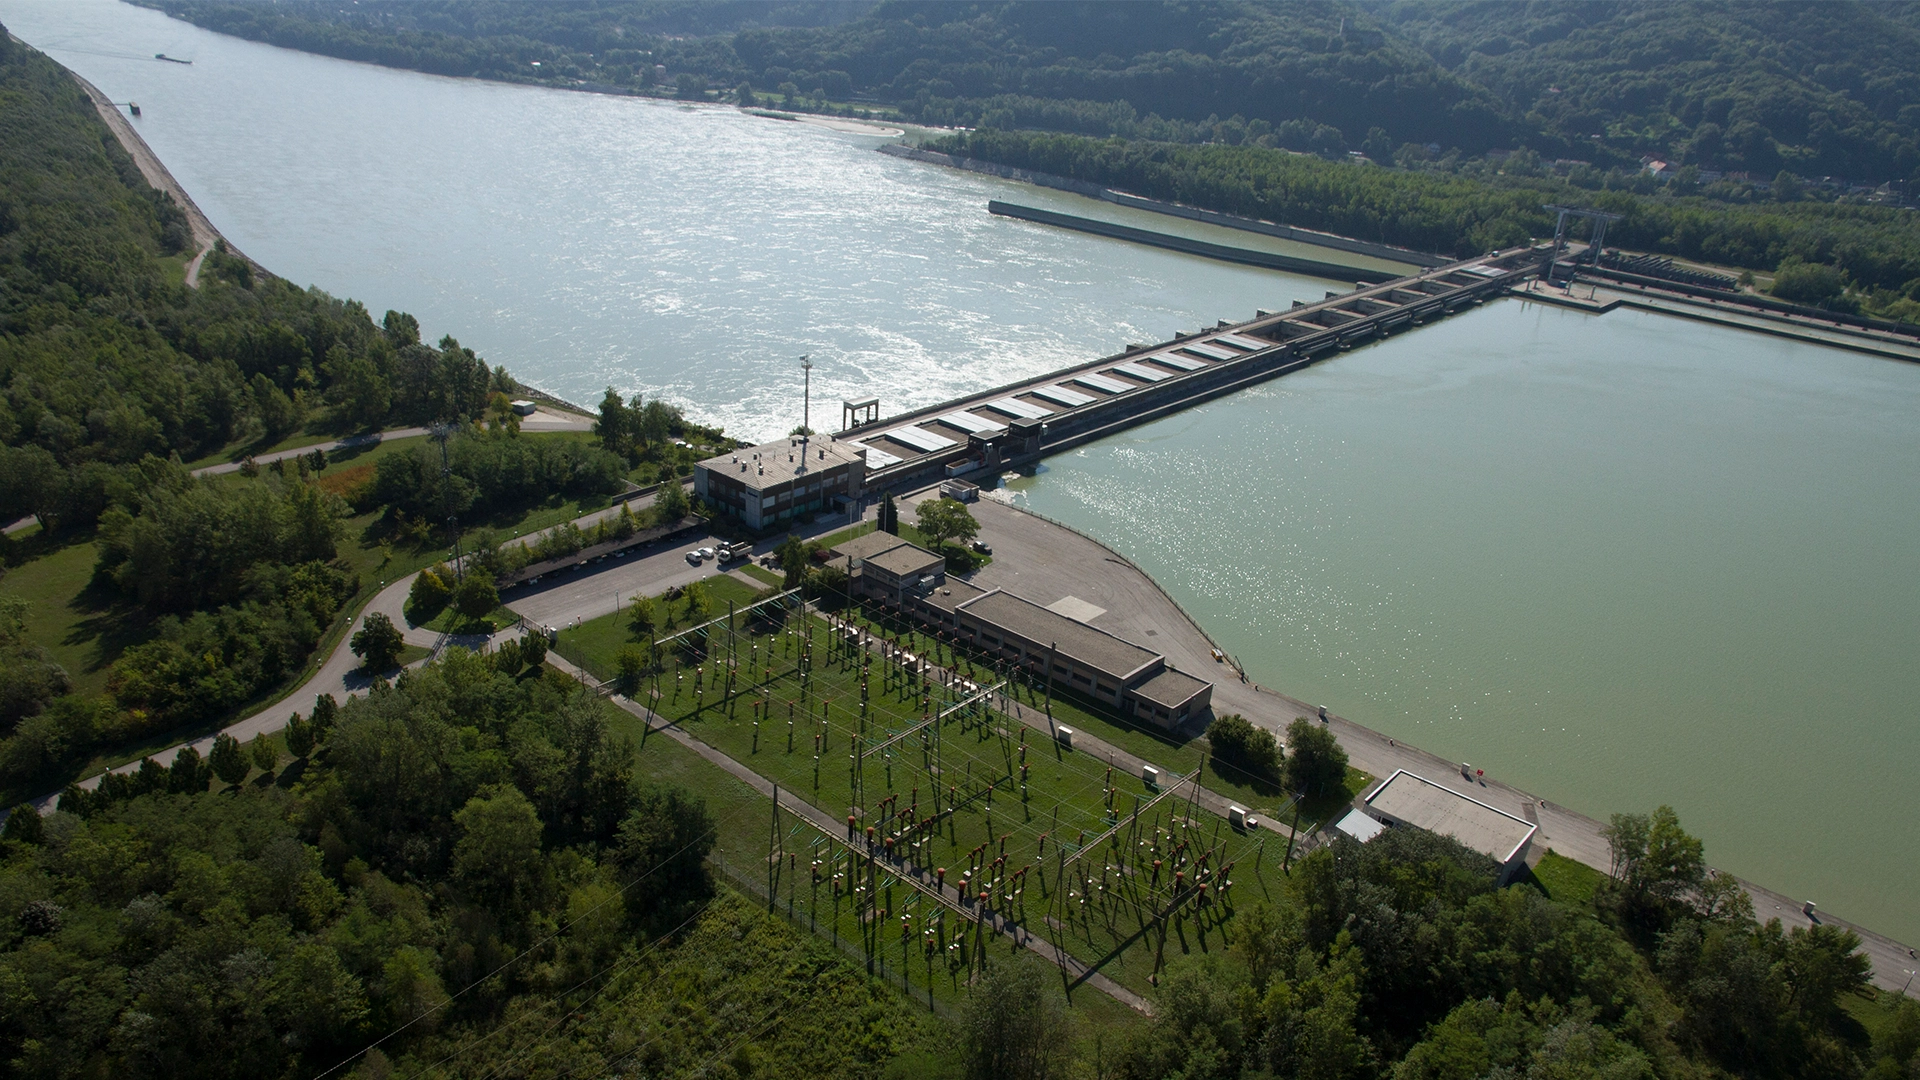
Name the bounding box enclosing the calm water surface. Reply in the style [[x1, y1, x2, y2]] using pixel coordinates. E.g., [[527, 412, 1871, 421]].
[[1003, 300, 1920, 940], [7, 1, 1917, 941]]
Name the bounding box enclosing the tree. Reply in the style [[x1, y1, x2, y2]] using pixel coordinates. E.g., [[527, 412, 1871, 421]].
[[595, 386, 631, 457], [681, 580, 709, 623], [878, 493, 900, 535], [616, 647, 648, 694], [453, 784, 548, 912], [959, 958, 1067, 1080], [2, 802, 43, 844], [310, 693, 338, 741], [1206, 713, 1281, 782], [613, 783, 716, 932], [322, 346, 391, 430], [209, 732, 249, 786], [1282, 717, 1349, 797], [169, 745, 209, 793], [915, 497, 979, 549], [636, 399, 679, 451], [351, 612, 405, 672], [406, 565, 452, 622], [0, 444, 64, 530], [453, 574, 500, 621], [1603, 805, 1704, 905], [518, 631, 547, 669], [285, 713, 316, 759], [627, 595, 657, 639], [250, 732, 279, 775], [655, 479, 690, 521], [1770, 258, 1849, 307]]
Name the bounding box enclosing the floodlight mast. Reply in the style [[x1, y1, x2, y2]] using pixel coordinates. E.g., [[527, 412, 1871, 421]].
[[431, 421, 463, 581], [800, 354, 813, 436]]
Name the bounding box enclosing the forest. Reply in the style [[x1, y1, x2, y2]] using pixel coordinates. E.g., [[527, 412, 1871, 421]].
[[3, 649, 1916, 1079], [0, 28, 710, 802], [148, 0, 1920, 187], [926, 128, 1920, 319]]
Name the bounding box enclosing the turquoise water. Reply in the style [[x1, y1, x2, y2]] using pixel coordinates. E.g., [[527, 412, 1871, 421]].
[[6, 1, 1916, 942]]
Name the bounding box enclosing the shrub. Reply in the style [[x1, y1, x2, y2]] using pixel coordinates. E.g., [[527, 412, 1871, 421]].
[[1206, 713, 1281, 782], [406, 565, 452, 621]]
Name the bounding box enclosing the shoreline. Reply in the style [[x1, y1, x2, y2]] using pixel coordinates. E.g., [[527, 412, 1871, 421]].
[[60, 61, 250, 286], [24, 38, 1917, 994], [965, 488, 1920, 993]]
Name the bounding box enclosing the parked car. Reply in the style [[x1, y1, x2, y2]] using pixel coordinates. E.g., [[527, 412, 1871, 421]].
[[686, 549, 703, 565], [697, 546, 716, 561], [970, 540, 992, 555]]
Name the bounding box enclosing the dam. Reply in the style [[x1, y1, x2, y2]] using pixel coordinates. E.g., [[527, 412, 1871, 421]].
[[838, 246, 1539, 486]]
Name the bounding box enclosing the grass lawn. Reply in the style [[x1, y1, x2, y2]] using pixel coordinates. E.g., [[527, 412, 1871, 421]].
[[738, 563, 784, 588], [3, 536, 140, 697], [416, 604, 518, 635], [553, 574, 771, 683], [837, 604, 1300, 819], [1528, 850, 1607, 908], [574, 596, 1291, 996]]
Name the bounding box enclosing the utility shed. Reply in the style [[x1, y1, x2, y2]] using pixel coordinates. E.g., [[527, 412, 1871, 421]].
[[1357, 770, 1537, 883]]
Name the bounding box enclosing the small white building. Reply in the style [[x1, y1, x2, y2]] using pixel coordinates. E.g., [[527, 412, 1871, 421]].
[[1334, 769, 1537, 883]]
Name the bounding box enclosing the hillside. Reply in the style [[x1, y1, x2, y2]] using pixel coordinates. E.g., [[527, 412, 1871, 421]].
[[150, 0, 1920, 185]]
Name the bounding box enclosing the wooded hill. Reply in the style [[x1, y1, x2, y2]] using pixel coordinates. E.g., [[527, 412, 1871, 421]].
[[0, 27, 661, 800], [149, 0, 1920, 187]]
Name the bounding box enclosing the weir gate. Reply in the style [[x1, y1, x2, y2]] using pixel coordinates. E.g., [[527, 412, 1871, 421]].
[[838, 247, 1540, 490]]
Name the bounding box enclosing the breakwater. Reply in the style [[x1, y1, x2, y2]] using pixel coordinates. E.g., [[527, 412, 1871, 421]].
[[989, 201, 1403, 284], [880, 144, 1443, 268]]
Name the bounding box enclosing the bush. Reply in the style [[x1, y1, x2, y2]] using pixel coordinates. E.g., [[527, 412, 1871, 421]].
[[453, 574, 500, 621], [406, 565, 452, 622], [1282, 717, 1350, 797], [1770, 257, 1851, 307], [1206, 713, 1281, 782]]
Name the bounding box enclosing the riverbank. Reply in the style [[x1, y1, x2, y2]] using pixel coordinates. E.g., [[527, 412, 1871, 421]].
[[880, 143, 1443, 269], [56, 61, 247, 287], [940, 488, 1920, 993]]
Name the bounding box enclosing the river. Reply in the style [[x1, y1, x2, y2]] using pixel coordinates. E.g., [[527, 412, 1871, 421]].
[[7, 1, 1916, 942]]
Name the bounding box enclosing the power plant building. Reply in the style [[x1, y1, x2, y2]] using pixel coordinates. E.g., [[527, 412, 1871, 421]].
[[694, 435, 867, 529]]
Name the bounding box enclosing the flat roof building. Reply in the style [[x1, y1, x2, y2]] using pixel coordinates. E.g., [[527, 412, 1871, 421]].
[[694, 435, 866, 530], [1335, 770, 1538, 883], [824, 536, 1214, 729]]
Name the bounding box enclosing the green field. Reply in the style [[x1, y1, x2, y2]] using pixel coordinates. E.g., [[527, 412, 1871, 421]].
[[552, 573, 772, 682], [563, 591, 1292, 997]]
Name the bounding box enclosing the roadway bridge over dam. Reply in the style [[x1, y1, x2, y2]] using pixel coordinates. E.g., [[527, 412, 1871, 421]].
[[839, 247, 1540, 489]]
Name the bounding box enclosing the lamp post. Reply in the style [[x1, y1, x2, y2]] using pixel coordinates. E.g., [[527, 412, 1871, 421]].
[[800, 354, 812, 435]]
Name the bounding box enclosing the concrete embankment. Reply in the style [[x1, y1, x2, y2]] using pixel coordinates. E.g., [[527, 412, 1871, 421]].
[[61, 65, 260, 287], [989, 201, 1403, 284], [1519, 276, 1920, 364], [880, 143, 1444, 268]]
